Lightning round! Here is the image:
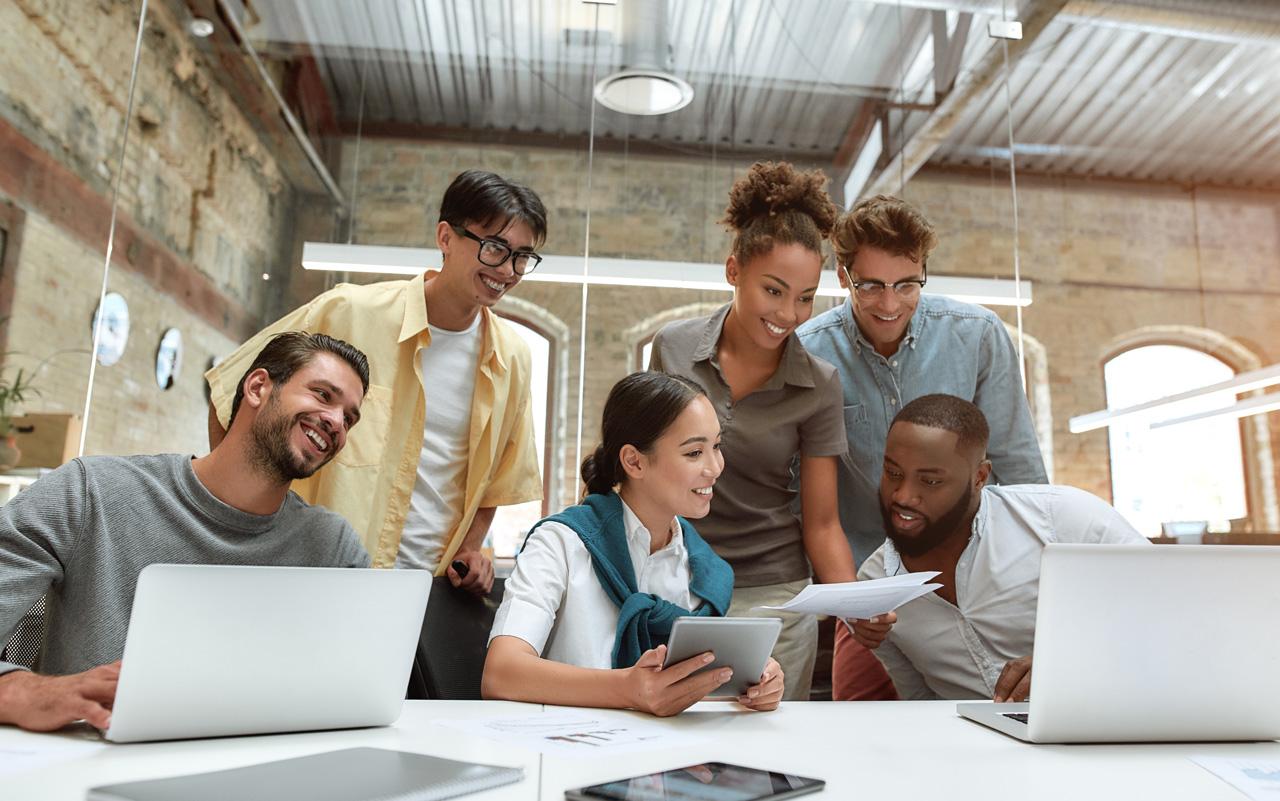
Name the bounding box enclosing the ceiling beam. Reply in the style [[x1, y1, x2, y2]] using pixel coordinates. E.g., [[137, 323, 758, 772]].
[[339, 121, 835, 166], [932, 10, 974, 99], [863, 0, 1069, 199], [829, 102, 882, 208], [285, 53, 340, 141], [833, 103, 881, 171]]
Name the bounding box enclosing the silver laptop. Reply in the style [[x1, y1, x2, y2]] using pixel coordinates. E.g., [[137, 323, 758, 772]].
[[105, 564, 430, 743], [958, 543, 1280, 743]]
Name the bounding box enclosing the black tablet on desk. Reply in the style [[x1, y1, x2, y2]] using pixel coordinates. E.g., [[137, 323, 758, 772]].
[[565, 762, 825, 801]]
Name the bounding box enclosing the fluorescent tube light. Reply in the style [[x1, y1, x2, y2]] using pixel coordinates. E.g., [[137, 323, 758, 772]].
[[1150, 391, 1280, 429], [1068, 362, 1280, 434], [300, 242, 1034, 307]]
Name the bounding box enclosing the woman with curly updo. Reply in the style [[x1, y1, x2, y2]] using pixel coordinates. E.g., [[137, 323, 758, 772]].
[[649, 161, 888, 700]]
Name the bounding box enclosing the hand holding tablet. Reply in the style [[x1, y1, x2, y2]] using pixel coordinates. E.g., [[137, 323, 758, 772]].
[[625, 646, 733, 717]]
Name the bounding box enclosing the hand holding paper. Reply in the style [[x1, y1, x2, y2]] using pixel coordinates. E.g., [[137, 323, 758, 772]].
[[758, 572, 942, 620]]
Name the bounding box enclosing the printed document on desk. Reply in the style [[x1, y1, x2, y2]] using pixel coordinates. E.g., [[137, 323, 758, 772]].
[[0, 738, 103, 777], [759, 572, 942, 619], [436, 711, 705, 756], [1193, 756, 1280, 800]]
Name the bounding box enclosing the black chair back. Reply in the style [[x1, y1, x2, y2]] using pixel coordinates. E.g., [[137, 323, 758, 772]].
[[2, 596, 46, 670], [406, 576, 505, 700]]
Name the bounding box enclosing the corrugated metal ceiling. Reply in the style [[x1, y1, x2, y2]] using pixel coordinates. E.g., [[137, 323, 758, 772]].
[[242, 0, 1280, 188], [932, 16, 1280, 186]]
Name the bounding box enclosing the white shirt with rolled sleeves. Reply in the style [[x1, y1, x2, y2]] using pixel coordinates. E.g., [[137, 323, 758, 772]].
[[858, 484, 1149, 700], [489, 499, 703, 669]]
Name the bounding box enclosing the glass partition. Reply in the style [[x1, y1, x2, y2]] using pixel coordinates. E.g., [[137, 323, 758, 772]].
[[1006, 4, 1280, 537], [5, 1, 1277, 548], [0, 1, 153, 458], [232, 0, 596, 553]]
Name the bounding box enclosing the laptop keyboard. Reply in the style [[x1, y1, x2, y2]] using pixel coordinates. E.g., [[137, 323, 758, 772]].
[[1003, 713, 1030, 724]]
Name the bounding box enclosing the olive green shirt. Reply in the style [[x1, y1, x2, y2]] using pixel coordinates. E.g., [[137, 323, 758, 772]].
[[649, 305, 847, 587]]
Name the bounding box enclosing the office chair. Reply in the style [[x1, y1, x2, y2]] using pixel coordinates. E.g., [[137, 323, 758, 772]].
[[2, 596, 46, 670], [406, 576, 505, 700]]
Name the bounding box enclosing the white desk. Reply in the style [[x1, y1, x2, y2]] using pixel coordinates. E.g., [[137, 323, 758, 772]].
[[540, 701, 1280, 800], [1, 701, 539, 800], [5, 700, 1279, 800]]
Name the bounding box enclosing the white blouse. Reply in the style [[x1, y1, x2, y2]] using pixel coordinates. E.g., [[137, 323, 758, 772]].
[[489, 499, 704, 669]]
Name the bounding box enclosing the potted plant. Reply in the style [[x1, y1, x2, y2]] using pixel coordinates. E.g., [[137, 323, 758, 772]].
[[0, 364, 38, 471]]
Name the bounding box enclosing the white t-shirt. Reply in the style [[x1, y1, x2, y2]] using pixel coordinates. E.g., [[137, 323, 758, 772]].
[[396, 317, 483, 571], [489, 499, 703, 669]]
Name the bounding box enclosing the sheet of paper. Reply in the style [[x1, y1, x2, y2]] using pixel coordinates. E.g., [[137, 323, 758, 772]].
[[436, 711, 705, 755], [1193, 756, 1280, 800], [0, 738, 103, 776], [758, 572, 942, 619]]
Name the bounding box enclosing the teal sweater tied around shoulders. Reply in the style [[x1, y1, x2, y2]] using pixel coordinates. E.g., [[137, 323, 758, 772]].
[[522, 491, 734, 669]]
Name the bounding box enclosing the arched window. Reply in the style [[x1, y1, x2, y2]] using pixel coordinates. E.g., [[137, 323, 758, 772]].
[[490, 311, 556, 557], [626, 302, 726, 373], [637, 334, 655, 372], [1103, 345, 1248, 536], [1003, 323, 1054, 481]]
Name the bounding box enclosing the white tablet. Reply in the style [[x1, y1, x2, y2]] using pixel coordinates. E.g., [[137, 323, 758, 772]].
[[662, 617, 782, 697]]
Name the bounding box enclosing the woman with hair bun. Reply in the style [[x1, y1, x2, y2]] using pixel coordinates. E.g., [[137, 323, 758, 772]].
[[649, 161, 891, 700], [482, 371, 785, 716]]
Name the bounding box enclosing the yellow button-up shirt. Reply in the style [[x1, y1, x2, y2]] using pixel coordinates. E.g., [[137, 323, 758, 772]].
[[205, 272, 543, 569]]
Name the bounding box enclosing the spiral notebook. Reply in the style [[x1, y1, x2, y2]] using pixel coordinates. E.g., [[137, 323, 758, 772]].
[[87, 747, 524, 801]]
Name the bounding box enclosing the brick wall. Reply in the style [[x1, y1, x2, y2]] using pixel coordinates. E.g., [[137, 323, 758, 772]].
[[8, 211, 238, 457], [331, 138, 834, 507], [904, 170, 1280, 505], [6, 0, 1275, 522], [0, 0, 297, 455], [330, 137, 1280, 518]]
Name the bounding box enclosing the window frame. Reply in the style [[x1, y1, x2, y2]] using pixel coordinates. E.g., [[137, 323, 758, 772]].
[[1101, 341, 1250, 535], [0, 200, 26, 357], [493, 308, 556, 516]]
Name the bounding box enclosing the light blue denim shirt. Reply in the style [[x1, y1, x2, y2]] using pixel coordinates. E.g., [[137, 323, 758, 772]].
[[797, 295, 1048, 565]]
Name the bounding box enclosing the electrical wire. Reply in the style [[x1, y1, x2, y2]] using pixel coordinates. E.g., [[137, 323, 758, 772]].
[[79, 0, 150, 457]]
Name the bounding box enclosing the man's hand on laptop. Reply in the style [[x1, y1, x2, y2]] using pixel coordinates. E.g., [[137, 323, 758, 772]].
[[0, 660, 120, 731], [447, 548, 494, 596], [993, 656, 1032, 703], [848, 611, 897, 649]]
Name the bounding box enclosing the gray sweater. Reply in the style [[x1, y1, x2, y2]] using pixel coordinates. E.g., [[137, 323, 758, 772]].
[[0, 454, 369, 677]]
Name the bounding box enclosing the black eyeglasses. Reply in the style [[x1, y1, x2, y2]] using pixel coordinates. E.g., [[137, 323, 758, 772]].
[[842, 264, 928, 300], [450, 225, 542, 275]]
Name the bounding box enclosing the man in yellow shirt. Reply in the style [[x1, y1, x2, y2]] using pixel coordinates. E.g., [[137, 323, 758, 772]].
[[206, 170, 546, 594]]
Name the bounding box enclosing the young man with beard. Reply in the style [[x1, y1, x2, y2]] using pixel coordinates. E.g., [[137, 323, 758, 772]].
[[0, 332, 371, 733], [206, 170, 546, 595], [855, 394, 1145, 702]]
